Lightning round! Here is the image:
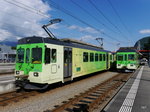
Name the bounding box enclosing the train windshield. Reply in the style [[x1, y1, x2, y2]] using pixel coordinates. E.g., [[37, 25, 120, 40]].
[[17, 48, 25, 63], [117, 55, 123, 61], [32, 48, 42, 64], [128, 54, 134, 61]]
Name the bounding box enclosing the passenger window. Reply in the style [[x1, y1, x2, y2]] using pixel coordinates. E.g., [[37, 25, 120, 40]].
[[51, 49, 57, 63], [83, 52, 88, 62], [45, 48, 50, 64], [90, 53, 94, 62], [26, 48, 30, 63], [95, 53, 98, 61], [99, 54, 102, 61], [103, 54, 106, 61]]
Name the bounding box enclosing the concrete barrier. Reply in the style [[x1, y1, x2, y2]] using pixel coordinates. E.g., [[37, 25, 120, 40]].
[[0, 63, 15, 66], [0, 76, 16, 94], [0, 64, 15, 74], [0, 81, 16, 94]]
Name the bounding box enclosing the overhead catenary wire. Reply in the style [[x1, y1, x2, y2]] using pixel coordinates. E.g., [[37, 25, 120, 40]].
[[107, 0, 133, 44], [13, 0, 48, 17], [0, 8, 34, 23], [1, 0, 98, 41], [87, 0, 130, 41], [3, 0, 49, 18], [70, 0, 118, 34], [47, 0, 122, 43]]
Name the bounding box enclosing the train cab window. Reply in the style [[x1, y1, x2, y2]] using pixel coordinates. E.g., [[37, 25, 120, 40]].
[[117, 55, 123, 61], [125, 54, 127, 61], [32, 48, 42, 64], [95, 53, 98, 61], [51, 49, 57, 63], [103, 54, 106, 61], [83, 52, 88, 62], [17, 48, 24, 63], [99, 54, 102, 61], [26, 48, 30, 63], [45, 48, 50, 64], [128, 54, 134, 61], [90, 53, 94, 62]]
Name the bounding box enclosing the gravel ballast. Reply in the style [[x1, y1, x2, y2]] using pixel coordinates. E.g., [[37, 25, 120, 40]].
[[0, 71, 118, 112]]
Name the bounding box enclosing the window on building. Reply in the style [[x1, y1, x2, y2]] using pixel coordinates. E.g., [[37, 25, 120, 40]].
[[51, 49, 57, 63], [95, 53, 98, 61], [90, 53, 94, 62], [83, 52, 88, 62]]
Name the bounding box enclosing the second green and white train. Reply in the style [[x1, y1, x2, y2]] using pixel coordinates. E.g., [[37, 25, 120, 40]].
[[116, 48, 140, 71]]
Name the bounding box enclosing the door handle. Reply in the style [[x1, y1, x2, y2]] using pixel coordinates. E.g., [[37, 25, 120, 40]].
[[58, 65, 60, 68]]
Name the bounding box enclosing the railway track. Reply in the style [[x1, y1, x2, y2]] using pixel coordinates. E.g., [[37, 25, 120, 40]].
[[0, 91, 38, 106], [44, 73, 132, 112], [0, 72, 132, 112]]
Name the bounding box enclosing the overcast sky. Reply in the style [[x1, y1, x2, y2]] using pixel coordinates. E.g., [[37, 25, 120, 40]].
[[0, 0, 150, 51]]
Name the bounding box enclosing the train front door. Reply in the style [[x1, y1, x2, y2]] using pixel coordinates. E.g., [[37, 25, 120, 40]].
[[64, 47, 72, 78]]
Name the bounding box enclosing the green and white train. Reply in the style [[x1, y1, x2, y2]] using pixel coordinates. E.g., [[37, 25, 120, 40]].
[[116, 48, 140, 71], [15, 36, 114, 90]]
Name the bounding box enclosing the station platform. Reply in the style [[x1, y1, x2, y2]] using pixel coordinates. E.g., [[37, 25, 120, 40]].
[[104, 65, 150, 112]]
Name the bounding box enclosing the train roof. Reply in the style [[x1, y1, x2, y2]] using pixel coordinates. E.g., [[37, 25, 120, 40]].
[[116, 47, 139, 53], [18, 36, 110, 52]]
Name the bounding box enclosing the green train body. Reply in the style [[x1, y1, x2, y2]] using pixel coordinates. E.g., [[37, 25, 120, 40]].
[[15, 36, 114, 90], [116, 48, 140, 71]]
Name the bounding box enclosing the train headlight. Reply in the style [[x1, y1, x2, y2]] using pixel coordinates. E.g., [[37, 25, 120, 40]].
[[33, 72, 39, 77], [16, 71, 20, 75]]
